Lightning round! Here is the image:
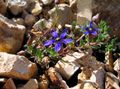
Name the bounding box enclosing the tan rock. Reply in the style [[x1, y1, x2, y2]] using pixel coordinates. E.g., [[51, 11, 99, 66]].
[[33, 19, 52, 31], [77, 0, 92, 25], [31, 1, 42, 16], [78, 67, 92, 82], [48, 4, 75, 26], [3, 78, 16, 89], [41, 0, 53, 5], [38, 75, 49, 89], [0, 0, 7, 14], [19, 79, 38, 89], [7, 0, 27, 15], [55, 57, 80, 79], [0, 52, 37, 80], [82, 82, 98, 89], [0, 14, 25, 53], [114, 59, 120, 79], [106, 72, 120, 89], [48, 67, 69, 89]]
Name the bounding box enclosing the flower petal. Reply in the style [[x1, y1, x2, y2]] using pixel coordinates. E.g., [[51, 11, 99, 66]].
[[91, 31, 97, 35], [43, 39, 54, 46], [54, 42, 61, 52], [62, 38, 73, 44], [90, 21, 93, 27], [51, 30, 58, 38], [83, 31, 89, 35], [60, 31, 67, 39]]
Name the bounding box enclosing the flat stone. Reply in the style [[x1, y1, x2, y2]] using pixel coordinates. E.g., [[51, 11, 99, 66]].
[[3, 78, 16, 89], [55, 52, 82, 79], [19, 79, 38, 89], [0, 52, 37, 80], [0, 14, 25, 53]]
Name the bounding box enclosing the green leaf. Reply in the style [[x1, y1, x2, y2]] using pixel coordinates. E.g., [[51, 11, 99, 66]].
[[46, 48, 58, 58], [35, 49, 43, 61], [27, 45, 33, 53]]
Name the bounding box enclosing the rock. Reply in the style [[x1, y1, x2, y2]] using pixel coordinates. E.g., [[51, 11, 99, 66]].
[[48, 67, 69, 89], [76, 55, 104, 70], [0, 78, 7, 83], [81, 82, 98, 89], [3, 78, 16, 89], [19, 79, 38, 89], [25, 14, 36, 26], [92, 0, 120, 38], [77, 0, 92, 25], [78, 67, 92, 82], [114, 59, 120, 79], [106, 72, 120, 89], [12, 18, 25, 25], [48, 4, 74, 26], [0, 14, 25, 53], [30, 1, 42, 16], [55, 54, 80, 79], [69, 84, 81, 89], [7, 0, 27, 15], [0, 0, 7, 14], [41, 0, 53, 5], [38, 75, 49, 89], [0, 52, 37, 80], [90, 68, 105, 89], [33, 19, 52, 31]]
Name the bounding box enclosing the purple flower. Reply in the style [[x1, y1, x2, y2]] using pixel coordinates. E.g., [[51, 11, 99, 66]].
[[82, 22, 99, 36], [43, 29, 73, 52]]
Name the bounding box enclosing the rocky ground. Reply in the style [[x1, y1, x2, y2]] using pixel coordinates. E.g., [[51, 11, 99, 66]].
[[0, 0, 120, 89]]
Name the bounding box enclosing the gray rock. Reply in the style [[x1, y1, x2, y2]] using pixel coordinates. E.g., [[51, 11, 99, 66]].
[[0, 0, 7, 14], [7, 0, 27, 15], [90, 68, 105, 89], [48, 4, 75, 26], [0, 52, 37, 80], [25, 14, 36, 26], [0, 14, 25, 53]]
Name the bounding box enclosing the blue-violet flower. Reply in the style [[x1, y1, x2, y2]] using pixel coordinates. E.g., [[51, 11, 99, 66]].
[[43, 29, 73, 52], [82, 22, 99, 36]]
